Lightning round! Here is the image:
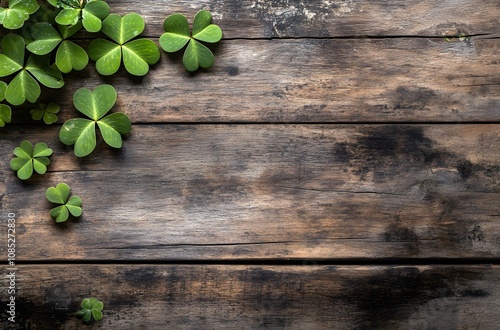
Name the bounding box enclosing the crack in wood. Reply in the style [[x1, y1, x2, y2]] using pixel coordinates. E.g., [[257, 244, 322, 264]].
[[98, 241, 302, 249], [276, 185, 407, 196]]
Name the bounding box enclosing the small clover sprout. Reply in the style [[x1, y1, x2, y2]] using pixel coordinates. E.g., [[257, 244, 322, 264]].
[[59, 84, 131, 157], [51, 0, 110, 33], [46, 183, 82, 222], [10, 140, 53, 180], [30, 102, 60, 125], [77, 297, 103, 323], [0, 0, 40, 30], [0, 81, 12, 127], [27, 22, 89, 73], [88, 13, 160, 76], [0, 34, 64, 105], [160, 10, 222, 72]]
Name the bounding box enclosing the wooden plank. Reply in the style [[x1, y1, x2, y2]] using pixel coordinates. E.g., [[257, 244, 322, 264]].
[[104, 0, 500, 38], [1, 124, 499, 260], [1, 264, 499, 329], [10, 38, 499, 123]]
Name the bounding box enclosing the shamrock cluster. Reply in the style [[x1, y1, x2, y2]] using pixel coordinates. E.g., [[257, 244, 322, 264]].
[[2, 0, 224, 324]]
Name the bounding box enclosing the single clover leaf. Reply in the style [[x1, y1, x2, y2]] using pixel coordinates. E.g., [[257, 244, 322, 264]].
[[0, 34, 64, 105], [30, 102, 60, 124], [20, 2, 60, 44], [53, 0, 109, 33], [46, 183, 82, 222], [27, 22, 89, 73], [59, 84, 131, 157], [160, 10, 222, 72], [77, 297, 103, 323], [0, 105, 11, 127], [0, 0, 40, 30], [10, 140, 53, 180], [0, 81, 12, 127], [88, 13, 160, 76]]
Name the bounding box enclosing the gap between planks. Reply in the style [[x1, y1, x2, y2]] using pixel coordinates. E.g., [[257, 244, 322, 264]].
[[15, 258, 500, 266]]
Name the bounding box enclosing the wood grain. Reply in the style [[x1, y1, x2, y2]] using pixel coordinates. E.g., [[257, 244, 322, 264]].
[[1, 265, 498, 329], [1, 124, 498, 261], [106, 0, 500, 38], [9, 37, 499, 123], [0, 0, 499, 328]]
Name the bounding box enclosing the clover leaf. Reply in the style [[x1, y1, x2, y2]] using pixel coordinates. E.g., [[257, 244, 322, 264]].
[[30, 102, 60, 124], [20, 2, 60, 44], [0, 34, 64, 106], [59, 84, 131, 157], [10, 140, 53, 180], [46, 183, 82, 222], [53, 0, 110, 33], [0, 0, 40, 30], [0, 81, 12, 127], [88, 13, 160, 76], [77, 297, 103, 323], [27, 22, 89, 73], [0, 105, 11, 127], [160, 10, 222, 72]]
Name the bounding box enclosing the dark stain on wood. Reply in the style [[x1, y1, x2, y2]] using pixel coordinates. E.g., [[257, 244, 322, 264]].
[[384, 214, 420, 255], [332, 142, 351, 163], [462, 225, 486, 249], [391, 86, 436, 110], [12, 296, 77, 328], [184, 175, 249, 209], [332, 125, 434, 180], [123, 267, 165, 287], [225, 65, 240, 76], [457, 159, 473, 179], [342, 267, 490, 328]]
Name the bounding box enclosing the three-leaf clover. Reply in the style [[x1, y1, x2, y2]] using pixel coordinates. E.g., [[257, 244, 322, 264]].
[[46, 183, 83, 222], [51, 0, 110, 33], [88, 13, 160, 76], [160, 10, 222, 72], [10, 140, 53, 180], [0, 81, 12, 127], [0, 34, 64, 105], [27, 22, 89, 73], [77, 297, 103, 323], [30, 102, 60, 124], [59, 84, 131, 157], [0, 0, 40, 30]]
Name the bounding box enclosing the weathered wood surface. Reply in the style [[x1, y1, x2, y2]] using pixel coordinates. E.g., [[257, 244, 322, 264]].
[[1, 265, 499, 329], [4, 1, 500, 123], [1, 0, 500, 327], [111, 0, 500, 38], [8, 37, 498, 123], [1, 124, 499, 260]]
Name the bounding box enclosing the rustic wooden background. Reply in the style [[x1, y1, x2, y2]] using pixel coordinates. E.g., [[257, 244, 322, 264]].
[[1, 0, 499, 328]]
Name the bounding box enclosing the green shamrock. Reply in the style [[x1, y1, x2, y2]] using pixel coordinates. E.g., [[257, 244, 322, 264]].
[[27, 22, 89, 73], [77, 297, 103, 323], [30, 102, 60, 125], [46, 183, 83, 222], [88, 13, 160, 76], [0, 0, 40, 30], [10, 140, 53, 180], [50, 0, 110, 33], [59, 84, 131, 157], [0, 34, 64, 105], [0, 81, 12, 127], [159, 10, 222, 72]]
